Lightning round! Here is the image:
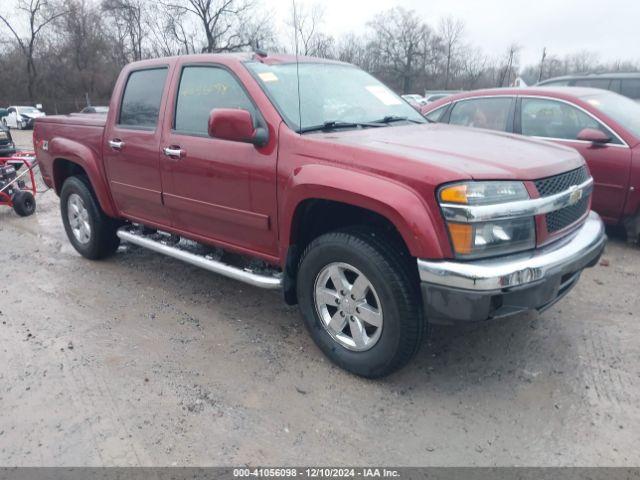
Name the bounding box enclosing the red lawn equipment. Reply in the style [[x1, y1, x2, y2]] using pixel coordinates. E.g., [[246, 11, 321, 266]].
[[0, 151, 38, 217]]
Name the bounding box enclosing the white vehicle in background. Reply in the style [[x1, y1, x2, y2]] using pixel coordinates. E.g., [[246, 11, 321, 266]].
[[2, 106, 46, 130], [423, 92, 457, 104], [401, 94, 428, 106]]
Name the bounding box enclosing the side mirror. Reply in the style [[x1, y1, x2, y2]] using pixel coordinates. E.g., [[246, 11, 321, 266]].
[[208, 108, 268, 147], [577, 128, 611, 145]]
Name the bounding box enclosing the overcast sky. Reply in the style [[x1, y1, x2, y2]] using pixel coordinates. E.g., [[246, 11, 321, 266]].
[[272, 0, 639, 67]]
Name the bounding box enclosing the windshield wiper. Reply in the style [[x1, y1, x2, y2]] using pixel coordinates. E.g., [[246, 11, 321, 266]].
[[298, 120, 385, 134], [370, 115, 425, 125]]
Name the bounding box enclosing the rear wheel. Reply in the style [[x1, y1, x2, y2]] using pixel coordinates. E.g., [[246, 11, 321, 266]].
[[60, 175, 120, 259], [297, 227, 424, 378], [12, 190, 36, 217]]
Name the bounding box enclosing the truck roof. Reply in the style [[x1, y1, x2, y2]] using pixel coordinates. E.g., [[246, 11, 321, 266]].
[[124, 52, 350, 70]]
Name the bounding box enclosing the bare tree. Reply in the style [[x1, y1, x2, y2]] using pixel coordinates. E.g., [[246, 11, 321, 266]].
[[149, 8, 197, 56], [0, 0, 66, 101], [438, 15, 464, 89], [336, 33, 375, 71], [56, 0, 111, 96], [567, 50, 600, 73], [101, 0, 146, 62], [288, 1, 333, 57], [160, 0, 270, 53], [368, 7, 431, 94], [461, 46, 487, 89]]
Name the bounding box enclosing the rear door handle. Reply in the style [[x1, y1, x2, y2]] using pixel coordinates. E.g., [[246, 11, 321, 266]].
[[108, 139, 124, 150], [163, 147, 184, 159]]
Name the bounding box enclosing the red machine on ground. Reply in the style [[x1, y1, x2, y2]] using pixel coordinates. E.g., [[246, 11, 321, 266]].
[[0, 151, 37, 216]]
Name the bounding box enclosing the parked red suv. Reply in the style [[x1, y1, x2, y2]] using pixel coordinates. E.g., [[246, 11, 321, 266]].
[[422, 87, 640, 240], [34, 54, 606, 377]]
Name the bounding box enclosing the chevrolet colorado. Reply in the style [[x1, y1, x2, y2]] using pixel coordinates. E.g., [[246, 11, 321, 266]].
[[34, 53, 606, 377]]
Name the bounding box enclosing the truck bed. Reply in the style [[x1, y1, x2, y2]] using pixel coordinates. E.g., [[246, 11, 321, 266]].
[[37, 113, 107, 128], [34, 114, 107, 192]]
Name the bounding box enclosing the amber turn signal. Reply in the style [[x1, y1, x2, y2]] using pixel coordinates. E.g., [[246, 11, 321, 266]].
[[439, 184, 468, 204], [447, 223, 473, 255]]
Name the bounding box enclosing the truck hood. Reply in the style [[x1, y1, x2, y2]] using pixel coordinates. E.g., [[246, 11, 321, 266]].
[[312, 123, 584, 181]]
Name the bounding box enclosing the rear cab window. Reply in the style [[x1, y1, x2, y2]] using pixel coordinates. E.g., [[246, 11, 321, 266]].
[[118, 68, 169, 129]]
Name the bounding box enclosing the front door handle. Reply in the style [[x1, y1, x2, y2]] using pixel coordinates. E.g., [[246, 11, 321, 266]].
[[108, 139, 124, 150], [163, 147, 184, 159]]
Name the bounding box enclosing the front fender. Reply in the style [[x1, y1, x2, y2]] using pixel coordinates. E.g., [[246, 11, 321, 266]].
[[50, 137, 118, 217], [280, 164, 450, 261]]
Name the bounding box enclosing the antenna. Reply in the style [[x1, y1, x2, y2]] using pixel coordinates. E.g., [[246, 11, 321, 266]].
[[292, 0, 302, 133]]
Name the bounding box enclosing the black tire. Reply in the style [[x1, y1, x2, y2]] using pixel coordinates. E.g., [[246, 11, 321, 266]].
[[297, 227, 424, 378], [12, 190, 36, 217], [60, 175, 120, 259]]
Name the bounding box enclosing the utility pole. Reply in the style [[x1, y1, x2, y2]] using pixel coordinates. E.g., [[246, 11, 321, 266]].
[[538, 47, 547, 83]]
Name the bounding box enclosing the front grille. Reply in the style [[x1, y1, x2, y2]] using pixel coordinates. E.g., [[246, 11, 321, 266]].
[[545, 195, 590, 233], [534, 166, 589, 197], [534, 166, 591, 234]]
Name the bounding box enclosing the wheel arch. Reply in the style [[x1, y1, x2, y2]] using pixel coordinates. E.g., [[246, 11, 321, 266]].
[[50, 137, 118, 218], [279, 164, 448, 304]]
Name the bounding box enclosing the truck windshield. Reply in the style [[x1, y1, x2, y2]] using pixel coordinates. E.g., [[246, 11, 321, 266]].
[[245, 61, 426, 132], [584, 92, 640, 138]]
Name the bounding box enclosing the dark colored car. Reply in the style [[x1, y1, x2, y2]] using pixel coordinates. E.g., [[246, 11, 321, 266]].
[[80, 106, 109, 114], [34, 54, 605, 377], [0, 123, 16, 157], [422, 87, 640, 239], [537, 73, 640, 102]]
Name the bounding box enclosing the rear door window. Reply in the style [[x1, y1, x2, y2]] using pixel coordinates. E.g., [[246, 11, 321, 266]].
[[174, 66, 257, 136], [449, 97, 513, 132], [118, 68, 168, 129], [520, 98, 620, 144], [620, 79, 640, 100]]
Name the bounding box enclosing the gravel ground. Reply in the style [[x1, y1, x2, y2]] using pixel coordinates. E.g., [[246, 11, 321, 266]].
[[0, 130, 639, 466]]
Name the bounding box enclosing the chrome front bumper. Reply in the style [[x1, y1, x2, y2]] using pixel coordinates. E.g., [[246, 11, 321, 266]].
[[418, 211, 606, 322]]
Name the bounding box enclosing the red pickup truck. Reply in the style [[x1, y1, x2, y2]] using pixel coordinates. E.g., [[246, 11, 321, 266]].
[[34, 53, 606, 377]]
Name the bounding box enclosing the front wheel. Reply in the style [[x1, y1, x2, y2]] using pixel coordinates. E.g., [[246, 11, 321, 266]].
[[60, 175, 120, 259], [297, 227, 424, 378]]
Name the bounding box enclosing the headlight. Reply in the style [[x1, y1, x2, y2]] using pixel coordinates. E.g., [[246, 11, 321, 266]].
[[439, 181, 529, 205], [439, 181, 535, 259]]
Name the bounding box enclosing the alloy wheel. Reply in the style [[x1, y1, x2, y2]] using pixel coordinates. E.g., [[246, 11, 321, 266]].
[[313, 262, 384, 351]]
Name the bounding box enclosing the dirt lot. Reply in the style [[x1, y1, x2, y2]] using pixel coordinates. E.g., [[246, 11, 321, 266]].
[[1, 129, 639, 466]]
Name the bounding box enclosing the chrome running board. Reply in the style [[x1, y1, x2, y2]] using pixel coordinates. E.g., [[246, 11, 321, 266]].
[[117, 226, 283, 290]]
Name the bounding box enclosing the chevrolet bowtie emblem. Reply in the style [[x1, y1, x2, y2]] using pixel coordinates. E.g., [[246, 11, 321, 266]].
[[568, 187, 583, 205]]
